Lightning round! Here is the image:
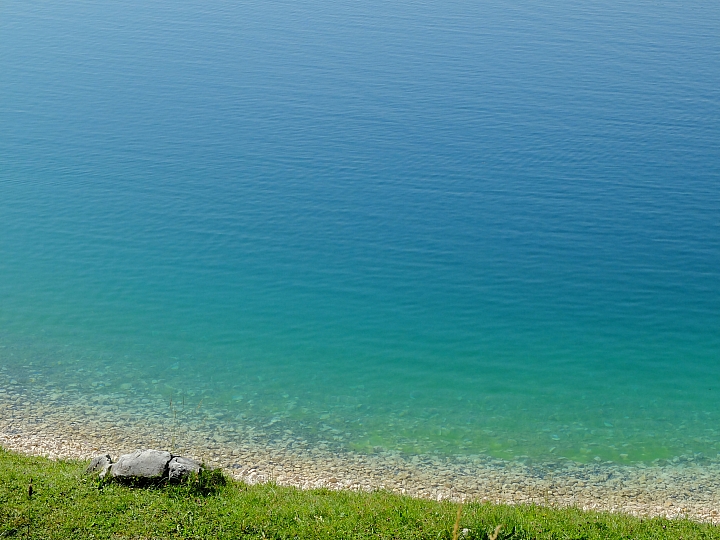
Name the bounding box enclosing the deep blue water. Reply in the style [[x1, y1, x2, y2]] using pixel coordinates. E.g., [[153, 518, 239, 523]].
[[1, 0, 719, 463]]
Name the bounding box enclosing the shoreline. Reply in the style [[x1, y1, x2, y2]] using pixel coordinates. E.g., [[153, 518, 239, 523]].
[[2, 386, 719, 524]]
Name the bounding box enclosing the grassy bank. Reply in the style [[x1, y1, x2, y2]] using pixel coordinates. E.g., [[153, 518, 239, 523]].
[[1, 447, 718, 539]]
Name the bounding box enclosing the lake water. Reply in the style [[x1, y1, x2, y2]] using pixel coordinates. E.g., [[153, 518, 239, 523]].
[[1, 0, 719, 467]]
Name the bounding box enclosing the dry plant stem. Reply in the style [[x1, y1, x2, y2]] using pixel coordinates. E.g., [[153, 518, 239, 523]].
[[452, 504, 462, 540], [489, 524, 502, 540]]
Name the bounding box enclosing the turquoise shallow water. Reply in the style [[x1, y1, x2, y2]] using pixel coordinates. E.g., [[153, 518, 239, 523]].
[[1, 0, 720, 465]]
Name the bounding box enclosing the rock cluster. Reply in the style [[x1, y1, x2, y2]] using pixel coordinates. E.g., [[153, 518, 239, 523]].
[[86, 449, 202, 482]]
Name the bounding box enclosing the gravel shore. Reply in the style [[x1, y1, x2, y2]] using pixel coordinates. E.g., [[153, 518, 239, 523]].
[[2, 381, 719, 525]]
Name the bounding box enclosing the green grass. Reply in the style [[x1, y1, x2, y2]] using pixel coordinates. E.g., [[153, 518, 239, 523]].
[[1, 447, 718, 539]]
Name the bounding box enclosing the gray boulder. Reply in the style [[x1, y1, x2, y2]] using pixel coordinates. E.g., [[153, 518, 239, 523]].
[[110, 449, 172, 480], [86, 454, 113, 474], [168, 456, 202, 481]]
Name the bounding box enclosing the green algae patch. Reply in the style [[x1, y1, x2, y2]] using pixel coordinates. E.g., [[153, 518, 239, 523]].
[[1, 447, 718, 540]]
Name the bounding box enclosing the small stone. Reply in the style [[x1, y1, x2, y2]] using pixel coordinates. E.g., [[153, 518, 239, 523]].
[[86, 454, 113, 474], [168, 456, 202, 481], [99, 462, 113, 479]]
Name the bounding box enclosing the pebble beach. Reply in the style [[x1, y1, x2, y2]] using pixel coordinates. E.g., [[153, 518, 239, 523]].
[[2, 369, 719, 525]]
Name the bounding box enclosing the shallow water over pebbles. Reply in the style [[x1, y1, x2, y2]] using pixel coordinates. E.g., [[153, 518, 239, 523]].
[[3, 359, 720, 523]]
